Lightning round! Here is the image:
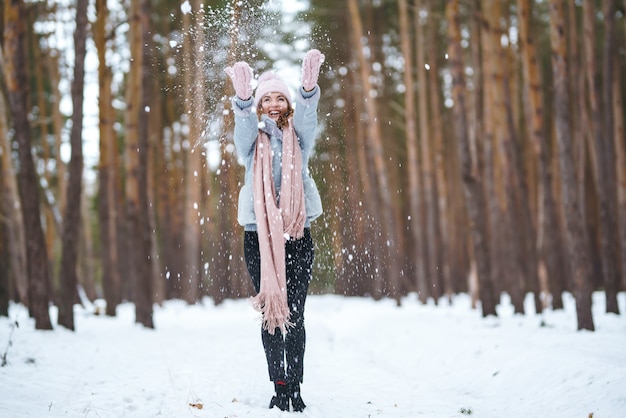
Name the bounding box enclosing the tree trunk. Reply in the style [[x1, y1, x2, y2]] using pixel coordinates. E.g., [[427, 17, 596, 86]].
[[31, 25, 58, 287], [600, 0, 619, 312], [95, 0, 121, 316], [446, 0, 496, 317], [181, 1, 203, 304], [416, 0, 441, 302], [621, 0, 626, 292], [3, 0, 52, 330], [398, 0, 427, 302], [427, 4, 452, 300], [614, 44, 626, 293], [517, 0, 566, 310], [0, 48, 28, 306], [125, 0, 154, 328], [58, 0, 88, 331], [549, 0, 594, 331], [583, 0, 619, 313], [348, 0, 401, 302]]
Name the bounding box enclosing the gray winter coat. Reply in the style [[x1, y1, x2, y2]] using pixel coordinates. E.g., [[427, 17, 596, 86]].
[[232, 86, 323, 231]]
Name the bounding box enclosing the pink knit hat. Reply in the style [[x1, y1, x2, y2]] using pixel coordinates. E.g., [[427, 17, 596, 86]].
[[254, 71, 292, 108]]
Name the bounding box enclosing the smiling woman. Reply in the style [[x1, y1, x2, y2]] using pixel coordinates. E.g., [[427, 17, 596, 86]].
[[225, 49, 325, 412]]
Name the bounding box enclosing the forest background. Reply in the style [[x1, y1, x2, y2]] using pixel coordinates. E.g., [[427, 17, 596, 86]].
[[1, 0, 625, 333]]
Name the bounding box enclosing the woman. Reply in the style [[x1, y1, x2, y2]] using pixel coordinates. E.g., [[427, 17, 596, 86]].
[[225, 49, 324, 412]]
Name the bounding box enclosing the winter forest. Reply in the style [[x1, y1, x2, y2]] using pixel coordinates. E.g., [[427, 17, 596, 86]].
[[1, 0, 626, 334]]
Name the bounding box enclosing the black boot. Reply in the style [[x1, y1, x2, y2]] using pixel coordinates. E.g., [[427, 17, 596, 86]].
[[289, 382, 306, 412], [269, 380, 289, 411]]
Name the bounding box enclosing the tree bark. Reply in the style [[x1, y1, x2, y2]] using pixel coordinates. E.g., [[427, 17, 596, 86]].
[[549, 0, 594, 331], [416, 0, 441, 302], [446, 0, 496, 317], [95, 0, 121, 316], [3, 0, 52, 329], [614, 40, 626, 293], [57, 0, 88, 331], [348, 0, 401, 302], [181, 1, 203, 304], [0, 45, 28, 306], [427, 8, 452, 299], [125, 0, 154, 328], [398, 0, 427, 302], [600, 0, 619, 313], [517, 0, 566, 310]]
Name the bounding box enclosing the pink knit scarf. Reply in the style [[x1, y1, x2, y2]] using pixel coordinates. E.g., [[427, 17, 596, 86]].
[[251, 119, 306, 334]]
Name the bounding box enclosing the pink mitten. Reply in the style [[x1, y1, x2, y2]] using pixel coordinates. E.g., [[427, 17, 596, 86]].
[[301, 49, 325, 91], [224, 61, 253, 100]]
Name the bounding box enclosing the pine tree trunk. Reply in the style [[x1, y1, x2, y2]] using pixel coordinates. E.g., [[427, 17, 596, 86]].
[[3, 0, 52, 329], [600, 0, 619, 313], [517, 0, 566, 310], [427, 4, 452, 300], [583, 0, 619, 313], [181, 1, 203, 304], [446, 0, 496, 317], [549, 0, 594, 331], [0, 64, 27, 306], [348, 0, 401, 301], [95, 0, 121, 316], [125, 0, 154, 328], [614, 51, 626, 293], [58, 0, 88, 330], [398, 0, 427, 301], [416, 0, 441, 302]]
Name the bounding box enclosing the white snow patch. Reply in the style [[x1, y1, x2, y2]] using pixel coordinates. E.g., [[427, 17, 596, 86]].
[[1, 292, 624, 417]]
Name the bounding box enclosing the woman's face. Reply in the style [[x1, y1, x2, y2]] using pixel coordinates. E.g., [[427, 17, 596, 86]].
[[260, 92, 289, 122]]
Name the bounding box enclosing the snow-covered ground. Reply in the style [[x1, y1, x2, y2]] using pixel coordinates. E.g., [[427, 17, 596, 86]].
[[1, 291, 625, 417]]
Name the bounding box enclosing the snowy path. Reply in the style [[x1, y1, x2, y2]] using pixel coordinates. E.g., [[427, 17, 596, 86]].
[[1, 292, 625, 417]]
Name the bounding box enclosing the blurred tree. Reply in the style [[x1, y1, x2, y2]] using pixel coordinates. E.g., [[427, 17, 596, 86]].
[[348, 0, 401, 302], [3, 0, 52, 329], [181, 0, 203, 304], [416, 0, 443, 303], [517, 0, 566, 310], [398, 0, 426, 302], [0, 48, 27, 308], [95, 0, 122, 316], [124, 0, 154, 328], [583, 0, 620, 315], [549, 0, 594, 331], [446, 0, 496, 317], [58, 0, 88, 330]]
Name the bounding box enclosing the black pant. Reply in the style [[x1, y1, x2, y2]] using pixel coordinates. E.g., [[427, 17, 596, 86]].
[[244, 228, 314, 384]]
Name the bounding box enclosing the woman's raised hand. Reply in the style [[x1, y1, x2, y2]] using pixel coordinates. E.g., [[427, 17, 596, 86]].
[[225, 61, 254, 100], [301, 49, 324, 92]]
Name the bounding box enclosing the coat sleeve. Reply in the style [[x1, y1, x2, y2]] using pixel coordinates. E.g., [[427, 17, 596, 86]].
[[293, 86, 320, 154], [232, 96, 258, 158]]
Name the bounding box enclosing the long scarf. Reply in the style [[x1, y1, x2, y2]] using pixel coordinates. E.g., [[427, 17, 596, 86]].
[[251, 119, 306, 334]]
